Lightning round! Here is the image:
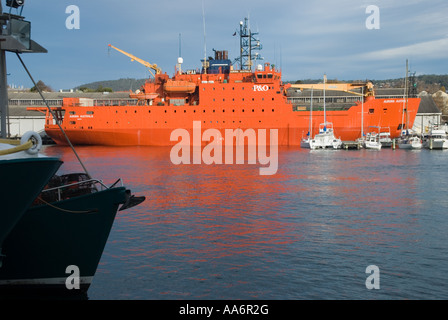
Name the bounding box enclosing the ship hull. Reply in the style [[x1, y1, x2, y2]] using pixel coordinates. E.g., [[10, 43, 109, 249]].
[[0, 157, 62, 249], [44, 98, 420, 147], [0, 187, 128, 296]]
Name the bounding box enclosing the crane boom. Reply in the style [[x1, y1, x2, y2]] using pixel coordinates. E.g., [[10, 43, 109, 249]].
[[289, 81, 375, 97], [108, 44, 162, 77]]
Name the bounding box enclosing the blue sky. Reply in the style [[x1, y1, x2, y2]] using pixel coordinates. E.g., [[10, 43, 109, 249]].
[[4, 0, 448, 90]]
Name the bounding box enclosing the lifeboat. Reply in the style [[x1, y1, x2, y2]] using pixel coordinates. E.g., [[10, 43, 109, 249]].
[[164, 80, 196, 93], [129, 90, 159, 100]]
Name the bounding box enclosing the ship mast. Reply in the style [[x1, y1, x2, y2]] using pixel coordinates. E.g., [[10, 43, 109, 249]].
[[323, 74, 326, 124], [405, 59, 409, 134], [236, 17, 263, 71]]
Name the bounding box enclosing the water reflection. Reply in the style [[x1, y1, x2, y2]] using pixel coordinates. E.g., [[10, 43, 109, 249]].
[[41, 145, 448, 299]]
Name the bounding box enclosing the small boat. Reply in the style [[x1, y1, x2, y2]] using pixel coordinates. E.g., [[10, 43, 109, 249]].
[[398, 135, 422, 149], [300, 136, 311, 148], [163, 80, 196, 93], [129, 90, 159, 100], [308, 77, 342, 150], [379, 127, 393, 148], [423, 126, 448, 150], [0, 132, 62, 267], [309, 122, 342, 150], [364, 132, 382, 150]]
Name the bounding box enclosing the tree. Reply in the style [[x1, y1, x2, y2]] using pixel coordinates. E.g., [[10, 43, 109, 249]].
[[30, 80, 53, 92]]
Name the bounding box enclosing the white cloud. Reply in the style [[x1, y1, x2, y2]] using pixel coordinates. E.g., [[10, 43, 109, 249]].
[[358, 37, 448, 61]]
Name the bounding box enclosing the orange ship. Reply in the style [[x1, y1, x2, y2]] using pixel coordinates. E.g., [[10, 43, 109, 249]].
[[35, 21, 420, 147]]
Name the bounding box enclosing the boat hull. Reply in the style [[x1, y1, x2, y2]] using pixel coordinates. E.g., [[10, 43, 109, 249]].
[[0, 186, 128, 295], [399, 137, 422, 149], [0, 157, 62, 249], [43, 98, 421, 147], [399, 143, 422, 150], [424, 139, 448, 149], [364, 142, 382, 150]]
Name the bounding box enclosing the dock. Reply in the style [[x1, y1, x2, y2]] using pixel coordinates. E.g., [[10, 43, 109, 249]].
[[342, 141, 363, 150]]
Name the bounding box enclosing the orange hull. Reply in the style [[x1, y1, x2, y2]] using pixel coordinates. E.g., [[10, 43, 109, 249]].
[[40, 52, 420, 147], [44, 97, 420, 146]]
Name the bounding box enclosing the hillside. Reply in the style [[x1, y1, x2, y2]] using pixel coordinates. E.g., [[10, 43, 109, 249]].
[[75, 78, 146, 92], [372, 74, 448, 93]]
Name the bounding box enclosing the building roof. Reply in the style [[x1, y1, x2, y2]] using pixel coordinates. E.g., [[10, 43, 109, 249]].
[[7, 91, 131, 100], [417, 93, 441, 114]]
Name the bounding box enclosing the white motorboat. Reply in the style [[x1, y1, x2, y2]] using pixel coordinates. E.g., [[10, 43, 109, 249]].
[[363, 126, 382, 150], [379, 127, 393, 148], [424, 127, 448, 149], [364, 132, 382, 150]]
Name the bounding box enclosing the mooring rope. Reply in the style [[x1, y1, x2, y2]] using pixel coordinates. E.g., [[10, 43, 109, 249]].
[[36, 196, 99, 214], [0, 140, 32, 155], [15, 53, 92, 179]]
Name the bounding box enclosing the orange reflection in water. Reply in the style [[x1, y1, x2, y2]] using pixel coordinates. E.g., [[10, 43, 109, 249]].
[[42, 145, 422, 264], [42, 145, 304, 262]]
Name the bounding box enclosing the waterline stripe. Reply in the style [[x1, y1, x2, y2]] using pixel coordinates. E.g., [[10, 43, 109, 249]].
[[0, 276, 93, 286]]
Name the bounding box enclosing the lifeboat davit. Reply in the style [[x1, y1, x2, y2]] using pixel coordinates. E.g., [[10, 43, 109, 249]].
[[164, 80, 196, 93]]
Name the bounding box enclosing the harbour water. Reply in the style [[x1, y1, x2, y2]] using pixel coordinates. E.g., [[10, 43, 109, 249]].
[[41, 145, 448, 300]]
